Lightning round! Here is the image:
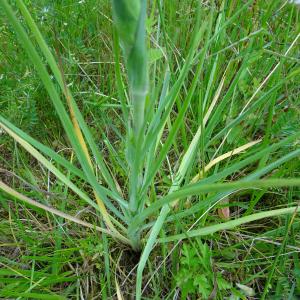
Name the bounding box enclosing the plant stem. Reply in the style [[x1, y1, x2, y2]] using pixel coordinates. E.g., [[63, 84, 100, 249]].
[[128, 229, 142, 251]]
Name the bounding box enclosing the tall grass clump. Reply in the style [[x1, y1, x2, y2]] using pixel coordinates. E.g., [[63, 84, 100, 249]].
[[0, 0, 299, 298]]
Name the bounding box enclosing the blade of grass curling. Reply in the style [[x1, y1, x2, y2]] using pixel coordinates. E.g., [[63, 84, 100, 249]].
[[0, 0, 121, 233], [0, 120, 128, 212], [0, 180, 131, 245], [15, 0, 121, 197], [131, 138, 300, 226], [158, 206, 300, 243], [141, 143, 300, 231], [243, 120, 297, 215], [0, 122, 128, 225], [191, 139, 262, 183], [0, 116, 85, 180], [0, 181, 120, 239], [169, 139, 261, 212], [191, 130, 300, 191], [150, 176, 300, 225], [136, 147, 300, 224], [146, 147, 300, 228]]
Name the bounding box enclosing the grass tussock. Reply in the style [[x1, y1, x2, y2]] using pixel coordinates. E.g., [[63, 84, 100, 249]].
[[0, 0, 300, 299]]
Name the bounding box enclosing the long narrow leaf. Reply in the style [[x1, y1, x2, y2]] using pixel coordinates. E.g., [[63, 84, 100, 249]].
[[0, 181, 131, 245], [158, 206, 300, 243], [0, 122, 128, 222], [15, 0, 121, 196], [0, 0, 119, 232]]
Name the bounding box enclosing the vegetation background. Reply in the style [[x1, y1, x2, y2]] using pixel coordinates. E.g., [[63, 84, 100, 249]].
[[0, 0, 300, 299]]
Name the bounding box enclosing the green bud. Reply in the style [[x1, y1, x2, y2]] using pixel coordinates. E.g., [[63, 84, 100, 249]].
[[112, 0, 141, 57]]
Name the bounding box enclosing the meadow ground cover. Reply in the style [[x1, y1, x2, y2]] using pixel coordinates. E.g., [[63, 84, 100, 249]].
[[0, 0, 300, 299]]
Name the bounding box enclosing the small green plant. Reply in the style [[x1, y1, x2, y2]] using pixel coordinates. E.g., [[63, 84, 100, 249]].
[[176, 242, 232, 299], [0, 0, 300, 298]]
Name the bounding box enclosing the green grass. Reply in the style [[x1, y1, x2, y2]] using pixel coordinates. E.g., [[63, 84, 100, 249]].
[[1, 0, 300, 299]]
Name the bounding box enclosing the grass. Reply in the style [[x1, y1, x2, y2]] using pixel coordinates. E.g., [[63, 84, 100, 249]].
[[0, 0, 300, 299]]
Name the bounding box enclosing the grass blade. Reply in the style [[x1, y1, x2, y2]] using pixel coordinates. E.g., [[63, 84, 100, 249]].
[[0, 0, 119, 233], [0, 121, 128, 223], [158, 206, 299, 243], [0, 181, 112, 237], [15, 0, 121, 196]]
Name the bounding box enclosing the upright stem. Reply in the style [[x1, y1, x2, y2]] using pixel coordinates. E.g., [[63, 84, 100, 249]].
[[128, 228, 142, 252], [112, 0, 148, 249], [132, 91, 146, 137]]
